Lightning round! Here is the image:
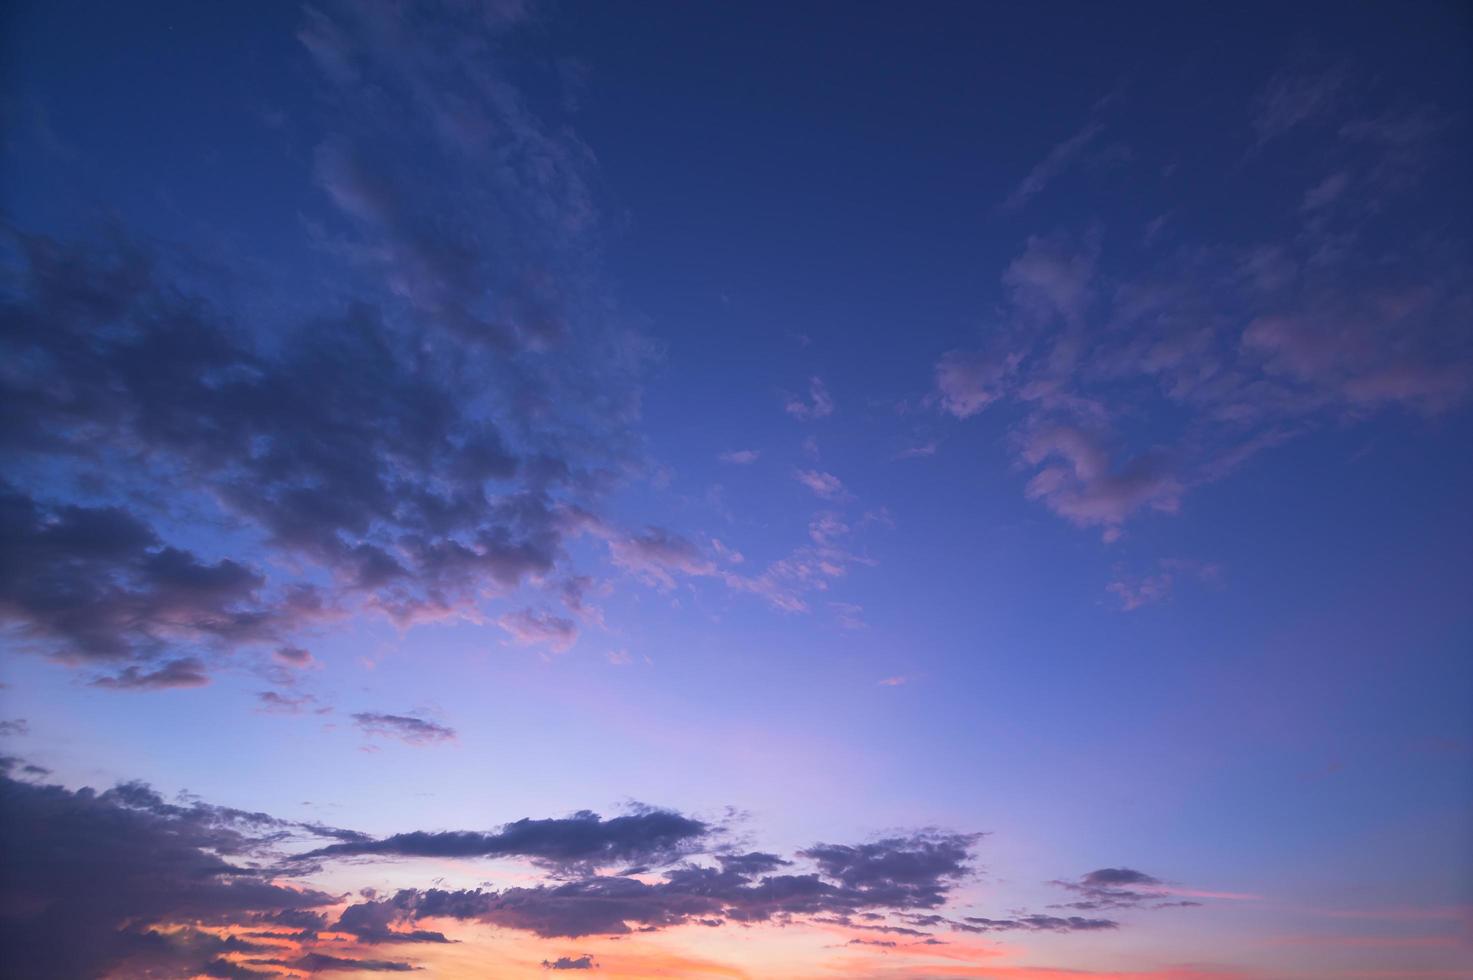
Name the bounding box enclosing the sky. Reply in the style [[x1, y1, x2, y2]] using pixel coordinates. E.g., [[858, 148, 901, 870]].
[[0, 1, 1470, 978]]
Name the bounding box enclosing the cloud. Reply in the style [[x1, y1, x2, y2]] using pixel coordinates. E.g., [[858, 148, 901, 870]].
[[352, 713, 457, 746], [565, 511, 717, 590], [934, 350, 1015, 418], [937, 66, 1471, 542], [1003, 233, 1098, 325], [1254, 68, 1345, 143], [958, 914, 1118, 933], [0, 486, 298, 668], [305, 807, 710, 871], [794, 470, 847, 500], [0, 768, 343, 978], [894, 441, 938, 459], [257, 691, 329, 716], [829, 602, 867, 631], [798, 833, 979, 909], [275, 646, 314, 666], [1019, 426, 1182, 539], [877, 676, 908, 687], [0, 0, 654, 686], [1301, 171, 1351, 212], [785, 377, 835, 420], [1050, 867, 1178, 911], [92, 657, 211, 691], [299, 1, 592, 352], [543, 954, 596, 970], [498, 608, 579, 653], [1002, 120, 1105, 211], [250, 952, 418, 973], [330, 830, 984, 939], [1107, 559, 1221, 611], [718, 450, 760, 464]]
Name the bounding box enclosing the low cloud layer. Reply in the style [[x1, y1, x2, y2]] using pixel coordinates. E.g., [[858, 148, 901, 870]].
[[0, 761, 1214, 975]]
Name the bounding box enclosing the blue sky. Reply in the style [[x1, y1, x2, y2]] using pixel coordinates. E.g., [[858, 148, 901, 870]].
[[1, 2, 1470, 978]]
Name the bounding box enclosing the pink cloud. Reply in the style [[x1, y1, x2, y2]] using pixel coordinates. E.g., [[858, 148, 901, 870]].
[[497, 608, 578, 653], [795, 469, 847, 500]]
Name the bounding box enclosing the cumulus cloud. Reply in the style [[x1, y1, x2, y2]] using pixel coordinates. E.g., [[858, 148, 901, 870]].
[[0, 0, 657, 688], [0, 486, 300, 668], [1019, 426, 1182, 539], [718, 449, 760, 464], [0, 768, 351, 978]]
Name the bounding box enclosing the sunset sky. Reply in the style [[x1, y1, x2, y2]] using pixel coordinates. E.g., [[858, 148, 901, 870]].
[[1, 2, 1471, 978]]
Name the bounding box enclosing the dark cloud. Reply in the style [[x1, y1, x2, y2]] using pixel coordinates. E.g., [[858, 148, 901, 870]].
[[0, 0, 650, 682], [0, 768, 343, 979], [1049, 867, 1175, 911], [1082, 867, 1162, 887], [93, 657, 211, 691], [797, 832, 980, 909], [352, 713, 457, 745], [1, 761, 1166, 971], [329, 831, 982, 939], [258, 690, 329, 715], [716, 851, 791, 876], [275, 645, 314, 666], [542, 954, 596, 970], [249, 952, 418, 973], [957, 914, 1118, 933], [0, 486, 295, 666], [306, 807, 709, 870]]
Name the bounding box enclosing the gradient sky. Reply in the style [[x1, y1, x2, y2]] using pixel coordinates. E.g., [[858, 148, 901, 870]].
[[1, 2, 1471, 978]]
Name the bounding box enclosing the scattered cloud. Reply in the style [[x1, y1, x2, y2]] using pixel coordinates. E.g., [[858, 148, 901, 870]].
[[718, 449, 760, 465], [785, 377, 835, 420], [498, 608, 579, 653], [1107, 559, 1221, 611], [304, 806, 710, 871], [352, 713, 457, 746], [542, 954, 596, 970], [795, 469, 847, 501], [92, 658, 211, 691]]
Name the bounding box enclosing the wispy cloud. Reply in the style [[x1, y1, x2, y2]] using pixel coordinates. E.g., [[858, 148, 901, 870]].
[[1002, 119, 1105, 211], [785, 376, 835, 420], [352, 712, 457, 746]]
